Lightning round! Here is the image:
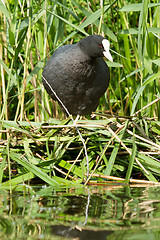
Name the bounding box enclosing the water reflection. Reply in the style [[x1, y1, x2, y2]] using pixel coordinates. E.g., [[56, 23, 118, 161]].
[[0, 185, 160, 239]]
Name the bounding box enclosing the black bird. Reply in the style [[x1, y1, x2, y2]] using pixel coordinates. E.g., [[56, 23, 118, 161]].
[[42, 35, 113, 116]]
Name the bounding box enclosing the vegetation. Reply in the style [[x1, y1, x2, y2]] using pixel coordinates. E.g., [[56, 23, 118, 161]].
[[0, 0, 160, 187]]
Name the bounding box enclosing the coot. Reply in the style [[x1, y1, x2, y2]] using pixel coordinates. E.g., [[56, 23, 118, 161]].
[[42, 35, 113, 116]]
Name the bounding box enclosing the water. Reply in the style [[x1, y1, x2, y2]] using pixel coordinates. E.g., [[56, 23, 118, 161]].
[[0, 185, 160, 239]]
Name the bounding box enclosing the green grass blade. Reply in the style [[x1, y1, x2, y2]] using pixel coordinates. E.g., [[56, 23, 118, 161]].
[[103, 143, 120, 176], [125, 130, 136, 183], [9, 152, 60, 186], [119, 3, 160, 12], [0, 0, 10, 18]]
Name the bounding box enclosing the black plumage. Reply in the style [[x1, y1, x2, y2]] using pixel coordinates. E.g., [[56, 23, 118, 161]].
[[42, 35, 113, 116]]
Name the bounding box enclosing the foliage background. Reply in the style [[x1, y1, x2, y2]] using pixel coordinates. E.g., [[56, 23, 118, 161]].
[[0, 0, 160, 186]]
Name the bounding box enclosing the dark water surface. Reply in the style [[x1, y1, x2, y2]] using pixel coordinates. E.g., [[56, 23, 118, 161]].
[[0, 184, 160, 240]]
